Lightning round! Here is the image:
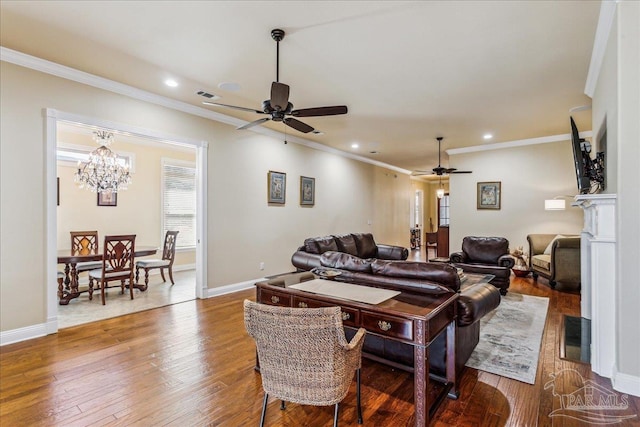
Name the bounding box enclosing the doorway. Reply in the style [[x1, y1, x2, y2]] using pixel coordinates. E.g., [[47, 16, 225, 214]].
[[45, 109, 208, 331]]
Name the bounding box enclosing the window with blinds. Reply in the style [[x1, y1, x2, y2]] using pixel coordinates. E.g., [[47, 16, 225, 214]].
[[162, 161, 196, 249]]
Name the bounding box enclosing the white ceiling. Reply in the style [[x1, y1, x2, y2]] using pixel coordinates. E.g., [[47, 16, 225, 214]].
[[1, 1, 599, 176]]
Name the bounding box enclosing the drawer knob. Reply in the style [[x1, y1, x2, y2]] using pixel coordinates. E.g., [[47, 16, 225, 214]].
[[341, 312, 351, 321], [271, 295, 280, 304], [377, 320, 392, 331], [298, 302, 308, 308]]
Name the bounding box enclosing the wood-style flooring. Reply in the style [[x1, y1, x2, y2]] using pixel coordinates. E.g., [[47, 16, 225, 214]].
[[1, 248, 639, 426]]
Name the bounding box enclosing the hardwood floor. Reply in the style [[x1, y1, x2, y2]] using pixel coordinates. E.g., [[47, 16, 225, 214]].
[[1, 248, 639, 426]]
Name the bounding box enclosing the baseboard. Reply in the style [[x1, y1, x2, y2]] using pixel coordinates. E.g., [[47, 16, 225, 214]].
[[0, 319, 57, 346], [612, 365, 640, 397], [206, 278, 265, 298]]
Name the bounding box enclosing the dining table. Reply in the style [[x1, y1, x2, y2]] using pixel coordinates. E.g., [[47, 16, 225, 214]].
[[57, 246, 158, 305]]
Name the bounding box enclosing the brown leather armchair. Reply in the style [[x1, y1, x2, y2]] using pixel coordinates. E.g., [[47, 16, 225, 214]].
[[450, 236, 514, 295]]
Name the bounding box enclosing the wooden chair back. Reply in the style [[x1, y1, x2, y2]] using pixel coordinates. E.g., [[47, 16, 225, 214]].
[[161, 231, 179, 264], [71, 231, 99, 255], [102, 235, 136, 276]]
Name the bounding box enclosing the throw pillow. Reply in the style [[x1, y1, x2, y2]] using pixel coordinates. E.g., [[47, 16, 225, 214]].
[[543, 235, 567, 255]]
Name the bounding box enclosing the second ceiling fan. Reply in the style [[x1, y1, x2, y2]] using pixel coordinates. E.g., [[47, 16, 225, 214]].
[[413, 137, 473, 176], [202, 29, 348, 134]]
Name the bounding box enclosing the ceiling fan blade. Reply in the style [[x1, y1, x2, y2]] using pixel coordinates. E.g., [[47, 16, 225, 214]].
[[450, 170, 473, 174], [283, 117, 314, 133], [270, 82, 290, 111], [444, 168, 458, 173], [237, 117, 270, 131], [291, 105, 348, 117], [432, 166, 447, 175], [202, 101, 264, 114]]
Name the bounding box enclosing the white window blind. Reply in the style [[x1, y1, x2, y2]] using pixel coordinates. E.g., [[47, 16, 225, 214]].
[[162, 162, 196, 249]]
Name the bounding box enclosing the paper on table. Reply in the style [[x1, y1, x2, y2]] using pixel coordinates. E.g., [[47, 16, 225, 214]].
[[289, 279, 400, 305]]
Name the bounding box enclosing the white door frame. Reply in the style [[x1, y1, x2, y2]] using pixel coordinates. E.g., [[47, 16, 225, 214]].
[[45, 108, 208, 332]]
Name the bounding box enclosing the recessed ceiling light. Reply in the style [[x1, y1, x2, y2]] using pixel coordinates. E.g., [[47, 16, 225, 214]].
[[218, 82, 241, 91], [351, 143, 359, 149], [164, 79, 178, 88], [483, 133, 493, 140]]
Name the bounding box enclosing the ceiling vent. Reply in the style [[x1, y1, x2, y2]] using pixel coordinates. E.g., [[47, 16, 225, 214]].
[[196, 90, 218, 99]]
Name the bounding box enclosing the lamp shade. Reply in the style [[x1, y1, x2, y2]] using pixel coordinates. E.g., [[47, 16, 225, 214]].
[[544, 199, 566, 210], [436, 188, 445, 199]]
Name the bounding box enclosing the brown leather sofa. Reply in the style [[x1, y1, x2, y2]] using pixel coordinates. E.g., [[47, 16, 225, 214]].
[[291, 232, 408, 271], [450, 236, 514, 295], [301, 251, 501, 386]]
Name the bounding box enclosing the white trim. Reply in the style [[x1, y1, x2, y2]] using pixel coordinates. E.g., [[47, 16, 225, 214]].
[[205, 279, 261, 298], [446, 131, 593, 156], [1, 46, 410, 175], [584, 0, 619, 97], [612, 365, 640, 397], [0, 321, 56, 346], [45, 108, 208, 335]]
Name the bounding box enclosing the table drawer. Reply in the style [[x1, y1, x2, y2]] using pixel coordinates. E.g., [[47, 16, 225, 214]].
[[292, 296, 359, 327], [361, 310, 413, 341], [259, 288, 291, 307]]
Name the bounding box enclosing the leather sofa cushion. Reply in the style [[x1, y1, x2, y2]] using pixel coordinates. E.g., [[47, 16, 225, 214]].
[[303, 238, 320, 254], [314, 236, 339, 254], [353, 233, 378, 258], [462, 236, 509, 264], [532, 254, 551, 270], [320, 251, 373, 273], [333, 234, 359, 256], [370, 259, 460, 292]]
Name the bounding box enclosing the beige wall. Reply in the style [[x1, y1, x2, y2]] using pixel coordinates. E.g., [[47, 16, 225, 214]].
[[57, 129, 196, 266], [448, 142, 584, 253], [593, 1, 640, 382], [0, 60, 411, 332]]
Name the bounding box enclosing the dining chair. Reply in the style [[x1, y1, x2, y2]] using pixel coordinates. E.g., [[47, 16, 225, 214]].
[[135, 230, 179, 288], [244, 300, 365, 427], [88, 235, 136, 305], [70, 230, 102, 285]]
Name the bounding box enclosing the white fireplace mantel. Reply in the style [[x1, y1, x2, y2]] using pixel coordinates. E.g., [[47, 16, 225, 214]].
[[574, 193, 617, 378]]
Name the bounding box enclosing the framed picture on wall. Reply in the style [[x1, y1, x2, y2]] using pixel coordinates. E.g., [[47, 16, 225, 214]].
[[97, 191, 118, 207], [477, 181, 501, 210], [300, 176, 315, 206], [267, 171, 286, 204]]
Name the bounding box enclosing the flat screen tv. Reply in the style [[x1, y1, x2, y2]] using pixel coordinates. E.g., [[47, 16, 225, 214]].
[[570, 116, 592, 194]]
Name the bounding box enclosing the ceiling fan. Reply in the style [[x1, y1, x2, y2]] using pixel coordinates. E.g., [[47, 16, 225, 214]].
[[413, 137, 473, 176], [202, 29, 348, 134]]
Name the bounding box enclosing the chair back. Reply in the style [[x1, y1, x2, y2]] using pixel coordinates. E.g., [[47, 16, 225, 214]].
[[101, 235, 136, 278], [462, 236, 509, 264], [162, 231, 179, 263], [71, 231, 99, 255], [244, 300, 357, 406]]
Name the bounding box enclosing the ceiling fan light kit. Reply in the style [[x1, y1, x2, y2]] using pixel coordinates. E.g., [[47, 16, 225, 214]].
[[202, 28, 348, 134]]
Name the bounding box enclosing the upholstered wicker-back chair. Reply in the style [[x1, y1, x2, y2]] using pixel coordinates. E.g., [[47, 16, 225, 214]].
[[88, 235, 136, 305], [243, 300, 366, 427], [135, 230, 179, 288]]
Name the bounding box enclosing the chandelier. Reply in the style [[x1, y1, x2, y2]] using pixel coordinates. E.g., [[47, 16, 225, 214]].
[[74, 130, 131, 194]]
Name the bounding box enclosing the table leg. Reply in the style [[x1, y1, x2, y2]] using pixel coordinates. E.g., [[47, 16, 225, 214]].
[[59, 262, 81, 305], [414, 344, 428, 427], [446, 320, 459, 399]]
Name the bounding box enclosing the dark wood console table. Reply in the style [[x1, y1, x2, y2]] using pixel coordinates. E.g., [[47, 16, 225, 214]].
[[255, 279, 458, 427]]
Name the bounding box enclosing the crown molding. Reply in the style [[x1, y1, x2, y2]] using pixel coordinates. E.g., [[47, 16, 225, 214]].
[[584, 0, 619, 97], [1, 46, 411, 176], [446, 131, 593, 156]]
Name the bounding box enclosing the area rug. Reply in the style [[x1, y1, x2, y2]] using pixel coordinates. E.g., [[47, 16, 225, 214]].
[[465, 292, 549, 384]]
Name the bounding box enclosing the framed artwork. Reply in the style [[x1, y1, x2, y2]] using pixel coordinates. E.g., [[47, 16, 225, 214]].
[[97, 191, 118, 207], [267, 171, 286, 204], [300, 176, 315, 206], [477, 181, 501, 210]]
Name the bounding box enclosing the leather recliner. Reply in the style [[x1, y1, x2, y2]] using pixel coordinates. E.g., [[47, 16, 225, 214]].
[[450, 236, 514, 295]]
